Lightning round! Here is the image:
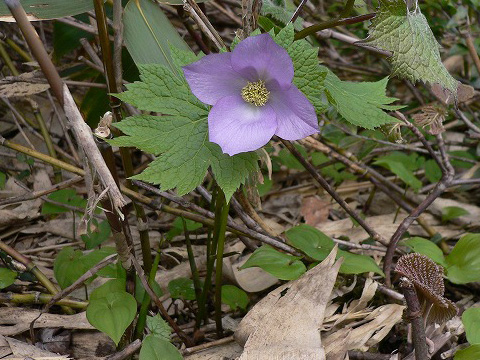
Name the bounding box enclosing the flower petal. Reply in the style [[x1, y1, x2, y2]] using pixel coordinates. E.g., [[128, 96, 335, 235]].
[[231, 33, 294, 91], [269, 85, 319, 140], [209, 95, 277, 155], [183, 53, 247, 105]]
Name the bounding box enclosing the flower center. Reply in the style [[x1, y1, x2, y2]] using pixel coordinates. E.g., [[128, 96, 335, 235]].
[[241, 80, 270, 106]]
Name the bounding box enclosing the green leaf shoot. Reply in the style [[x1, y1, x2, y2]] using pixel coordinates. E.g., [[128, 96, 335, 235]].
[[324, 71, 401, 129], [139, 335, 183, 360], [87, 291, 137, 345], [240, 245, 306, 280], [445, 233, 480, 284]]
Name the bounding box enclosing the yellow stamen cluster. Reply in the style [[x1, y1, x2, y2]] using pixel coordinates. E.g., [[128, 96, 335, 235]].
[[241, 80, 270, 106]]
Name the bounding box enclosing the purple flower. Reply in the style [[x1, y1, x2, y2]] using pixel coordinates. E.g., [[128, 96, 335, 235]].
[[182, 33, 319, 156]]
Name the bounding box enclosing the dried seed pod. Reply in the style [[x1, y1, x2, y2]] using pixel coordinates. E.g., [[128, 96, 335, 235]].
[[395, 253, 457, 324], [411, 105, 447, 135]]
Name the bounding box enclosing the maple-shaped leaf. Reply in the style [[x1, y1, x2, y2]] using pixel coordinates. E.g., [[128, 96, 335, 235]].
[[361, 0, 458, 97], [323, 68, 402, 129]]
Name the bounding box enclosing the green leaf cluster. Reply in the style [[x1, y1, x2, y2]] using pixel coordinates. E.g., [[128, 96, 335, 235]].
[[0, 268, 17, 289], [41, 188, 87, 215], [168, 277, 196, 300], [324, 71, 401, 129], [373, 151, 424, 190], [241, 225, 383, 280], [403, 234, 480, 284], [362, 0, 458, 96], [53, 247, 116, 289], [456, 307, 480, 359], [286, 225, 384, 276], [221, 285, 250, 311], [139, 313, 182, 360], [111, 48, 258, 201], [86, 279, 137, 346], [241, 245, 306, 280]]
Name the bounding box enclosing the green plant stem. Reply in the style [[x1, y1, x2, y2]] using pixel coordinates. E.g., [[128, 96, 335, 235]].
[[0, 292, 88, 309], [195, 188, 217, 329], [340, 0, 356, 18], [5, 37, 32, 62], [182, 218, 202, 301], [134, 250, 162, 340], [93, 0, 152, 274], [294, 13, 375, 40], [0, 40, 19, 75], [0, 240, 74, 314], [32, 104, 62, 183], [213, 190, 230, 338]]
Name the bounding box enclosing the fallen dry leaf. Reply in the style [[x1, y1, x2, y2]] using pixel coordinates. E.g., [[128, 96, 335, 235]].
[[235, 247, 342, 360], [301, 195, 331, 227]]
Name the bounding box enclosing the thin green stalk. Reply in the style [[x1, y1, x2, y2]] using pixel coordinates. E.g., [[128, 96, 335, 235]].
[[182, 218, 202, 300], [134, 250, 162, 340], [5, 38, 32, 62], [0, 292, 88, 309], [213, 190, 230, 338], [195, 187, 217, 329], [340, 0, 356, 18], [32, 104, 62, 183], [0, 40, 19, 75]]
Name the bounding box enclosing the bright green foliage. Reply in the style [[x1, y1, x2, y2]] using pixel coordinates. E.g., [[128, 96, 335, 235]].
[[168, 277, 196, 300], [111, 52, 258, 200], [87, 284, 137, 345], [286, 225, 384, 276], [373, 152, 423, 190], [442, 206, 470, 222], [424, 159, 442, 183], [401, 237, 446, 266], [462, 308, 480, 345], [221, 285, 249, 311], [123, 0, 191, 71], [139, 335, 183, 360], [241, 245, 306, 280], [445, 234, 480, 284], [324, 71, 400, 129], [261, 0, 302, 30], [146, 314, 171, 340], [275, 143, 308, 170], [41, 188, 87, 215], [91, 279, 126, 300], [53, 247, 116, 288], [362, 0, 458, 96], [81, 220, 111, 249], [274, 26, 327, 114], [0, 268, 17, 289], [454, 345, 480, 360]]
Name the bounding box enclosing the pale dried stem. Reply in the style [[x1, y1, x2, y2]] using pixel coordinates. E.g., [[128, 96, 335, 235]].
[[183, 0, 225, 50]]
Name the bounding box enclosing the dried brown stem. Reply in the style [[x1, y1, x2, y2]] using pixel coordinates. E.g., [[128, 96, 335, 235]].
[[399, 278, 429, 360], [383, 117, 455, 286]]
